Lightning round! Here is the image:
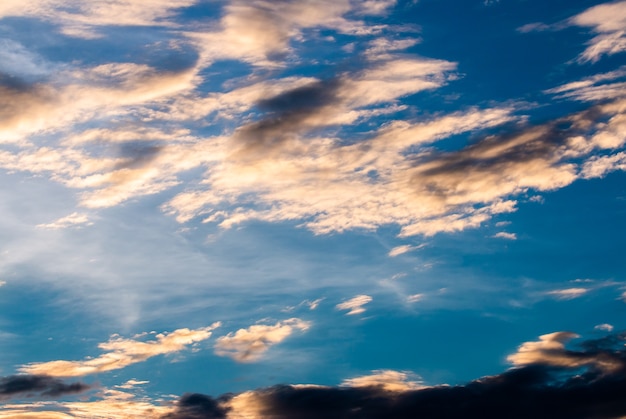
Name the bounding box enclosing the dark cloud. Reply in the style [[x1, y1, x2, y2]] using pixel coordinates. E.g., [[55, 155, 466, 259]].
[[417, 104, 609, 179], [162, 393, 231, 419], [0, 72, 36, 92], [115, 142, 165, 170], [256, 78, 342, 114], [233, 78, 343, 157], [0, 374, 91, 400], [165, 332, 626, 419]]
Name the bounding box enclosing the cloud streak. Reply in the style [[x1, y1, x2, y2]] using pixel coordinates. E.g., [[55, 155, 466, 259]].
[[336, 295, 372, 315], [0, 375, 91, 400], [20, 324, 220, 377]]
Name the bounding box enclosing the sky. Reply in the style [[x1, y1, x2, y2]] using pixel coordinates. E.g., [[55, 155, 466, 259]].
[[0, 0, 626, 417]]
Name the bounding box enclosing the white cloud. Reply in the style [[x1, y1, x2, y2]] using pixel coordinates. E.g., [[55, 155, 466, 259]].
[[341, 369, 424, 392], [307, 298, 324, 310], [20, 323, 220, 376], [546, 288, 589, 300], [388, 244, 422, 257], [336, 295, 372, 315], [214, 318, 310, 362], [569, 1, 626, 63], [0, 0, 198, 38], [594, 323, 614, 332], [36, 212, 92, 229], [493, 232, 517, 240], [407, 293, 424, 303]]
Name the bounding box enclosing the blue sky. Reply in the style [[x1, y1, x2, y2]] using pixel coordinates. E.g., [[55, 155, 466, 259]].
[[1, 0, 626, 417]]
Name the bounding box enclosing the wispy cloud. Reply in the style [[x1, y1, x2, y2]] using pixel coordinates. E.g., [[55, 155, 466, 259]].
[[388, 244, 423, 257], [336, 295, 372, 315], [20, 323, 220, 377], [493, 232, 517, 240], [214, 319, 310, 363], [570, 0, 626, 63], [36, 212, 92, 230], [0, 0, 199, 38], [545, 288, 589, 300], [406, 293, 424, 303], [518, 1, 626, 64]]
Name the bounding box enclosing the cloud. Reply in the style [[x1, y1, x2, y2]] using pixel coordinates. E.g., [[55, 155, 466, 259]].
[[493, 232, 517, 240], [519, 1, 626, 63], [336, 295, 372, 315], [545, 65, 626, 101], [507, 331, 624, 373], [8, 332, 626, 418], [306, 298, 324, 310], [0, 387, 175, 419], [169, 332, 626, 418], [36, 212, 92, 229], [161, 393, 230, 419], [0, 61, 198, 144], [545, 288, 589, 300], [569, 0, 626, 63], [595, 324, 614, 332], [388, 244, 421, 257], [340, 370, 424, 392], [214, 319, 310, 363], [163, 92, 626, 239], [356, 0, 397, 16], [189, 0, 380, 68], [406, 293, 424, 303], [0, 0, 198, 38], [0, 375, 91, 400], [20, 323, 220, 377], [2, 1, 626, 247]]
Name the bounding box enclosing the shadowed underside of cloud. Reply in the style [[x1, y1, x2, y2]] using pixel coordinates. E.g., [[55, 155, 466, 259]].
[[0, 375, 91, 400], [161, 332, 626, 419]]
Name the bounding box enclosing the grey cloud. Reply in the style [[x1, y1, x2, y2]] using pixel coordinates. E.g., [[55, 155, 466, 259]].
[[233, 78, 344, 156], [406, 101, 620, 204], [162, 393, 231, 419], [0, 374, 91, 400]]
